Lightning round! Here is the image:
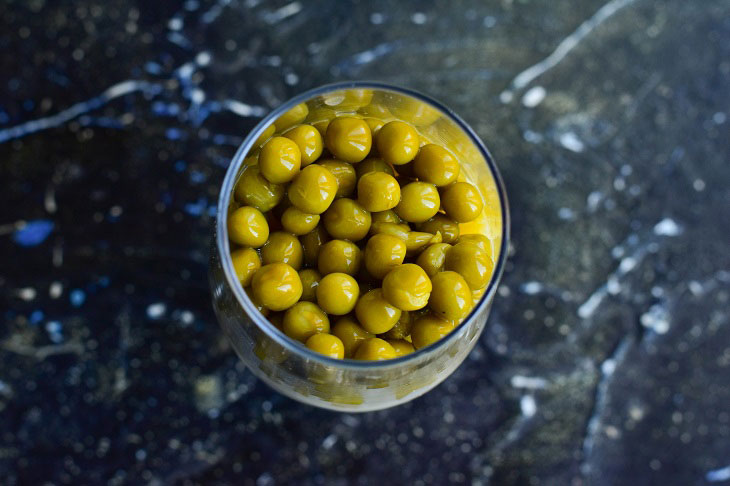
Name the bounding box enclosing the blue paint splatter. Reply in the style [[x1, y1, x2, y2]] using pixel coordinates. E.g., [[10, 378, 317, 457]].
[[0, 109, 9, 124], [189, 170, 206, 184], [13, 220, 54, 247], [69, 289, 86, 307], [46, 69, 71, 87], [184, 197, 207, 216], [22, 99, 35, 111], [152, 101, 181, 117], [45, 320, 63, 343], [144, 62, 163, 75], [207, 205, 217, 217], [98, 276, 110, 287], [174, 160, 187, 172], [165, 127, 184, 140], [29, 310, 44, 325]]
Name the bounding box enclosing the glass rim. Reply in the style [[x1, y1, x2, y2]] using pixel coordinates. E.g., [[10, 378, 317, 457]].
[[216, 81, 511, 370]]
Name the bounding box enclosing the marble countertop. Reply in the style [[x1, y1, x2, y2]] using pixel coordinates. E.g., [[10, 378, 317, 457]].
[[2, 0, 729, 484]]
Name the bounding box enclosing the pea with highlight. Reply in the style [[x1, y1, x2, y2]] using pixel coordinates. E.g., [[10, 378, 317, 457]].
[[382, 263, 432, 311], [282, 301, 329, 342], [288, 164, 338, 214], [332, 318, 374, 358], [415, 214, 460, 244], [261, 231, 304, 270], [231, 247, 261, 287], [228, 206, 269, 248], [412, 144, 460, 186], [410, 314, 455, 350], [322, 198, 372, 241], [364, 233, 407, 279], [259, 136, 301, 184], [317, 240, 362, 276], [251, 262, 303, 311], [441, 182, 484, 222], [428, 271, 473, 321], [316, 272, 360, 315], [325, 117, 372, 163], [357, 172, 401, 212], [234, 165, 285, 212], [416, 243, 452, 277], [375, 120, 420, 165], [445, 241, 494, 290], [299, 268, 321, 302], [394, 182, 440, 223], [274, 102, 309, 131], [318, 159, 357, 198], [284, 124, 323, 166], [355, 289, 402, 334], [354, 337, 397, 360], [305, 333, 345, 359], [280, 206, 320, 235]]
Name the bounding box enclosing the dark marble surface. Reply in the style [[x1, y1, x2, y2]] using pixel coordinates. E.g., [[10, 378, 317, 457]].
[[2, 0, 729, 484]]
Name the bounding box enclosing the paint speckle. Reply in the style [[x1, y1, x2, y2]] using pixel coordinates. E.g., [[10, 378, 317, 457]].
[[559, 132, 585, 152], [13, 220, 54, 247], [45, 320, 63, 343], [195, 51, 212, 66], [520, 395, 537, 417], [521, 281, 544, 295], [49, 281, 63, 298], [640, 303, 670, 334], [29, 310, 44, 325], [653, 218, 682, 236], [147, 302, 166, 319], [70, 289, 86, 307], [411, 12, 427, 24], [511, 375, 548, 389], [707, 465, 730, 482], [322, 434, 338, 450], [17, 287, 37, 301], [522, 86, 546, 107]]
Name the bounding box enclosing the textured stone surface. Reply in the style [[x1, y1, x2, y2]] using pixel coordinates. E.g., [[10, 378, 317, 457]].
[[1, 0, 729, 484]]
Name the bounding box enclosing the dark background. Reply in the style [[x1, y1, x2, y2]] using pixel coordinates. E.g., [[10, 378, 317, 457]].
[[2, 0, 729, 484]]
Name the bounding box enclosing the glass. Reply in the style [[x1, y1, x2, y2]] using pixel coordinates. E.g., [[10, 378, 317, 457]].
[[209, 82, 510, 412]]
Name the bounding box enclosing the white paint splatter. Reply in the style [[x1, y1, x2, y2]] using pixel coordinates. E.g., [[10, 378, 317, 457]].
[[500, 0, 638, 102], [510, 375, 548, 390], [16, 287, 37, 301], [322, 434, 338, 450], [520, 395, 537, 417], [586, 191, 603, 212], [522, 86, 547, 107], [411, 12, 427, 24], [168, 17, 183, 31], [618, 256, 637, 274], [0, 80, 160, 143], [558, 207, 576, 220], [221, 100, 267, 118], [578, 287, 606, 318], [559, 131, 585, 152], [640, 303, 670, 334], [707, 465, 730, 482], [263, 2, 302, 24], [520, 281, 544, 295], [653, 218, 682, 236], [147, 303, 166, 319], [195, 51, 212, 66], [49, 281, 63, 299]]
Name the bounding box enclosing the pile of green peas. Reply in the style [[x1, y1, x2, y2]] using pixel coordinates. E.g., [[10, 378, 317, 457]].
[[228, 108, 494, 361]]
